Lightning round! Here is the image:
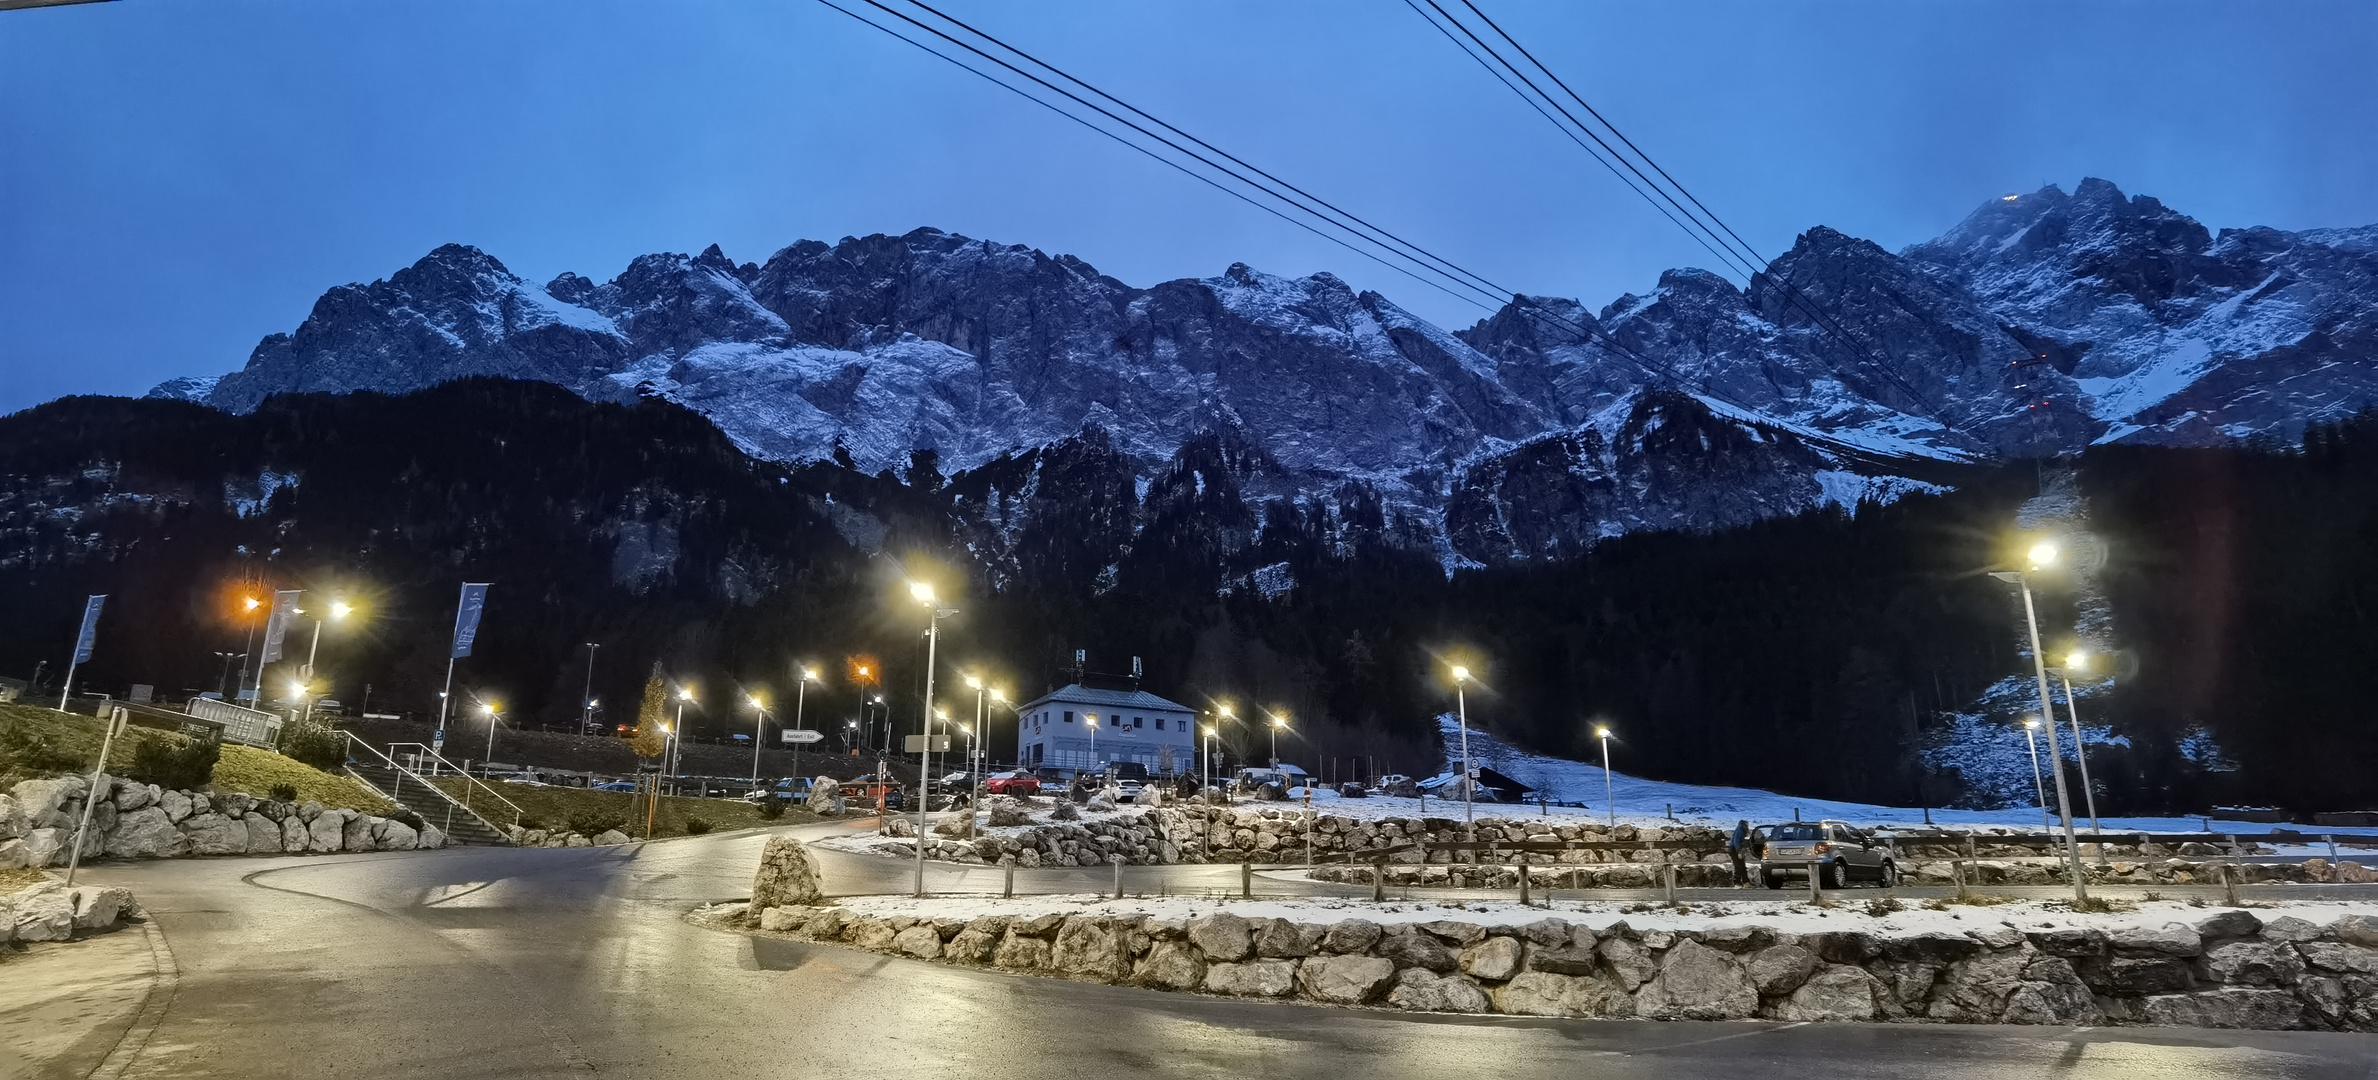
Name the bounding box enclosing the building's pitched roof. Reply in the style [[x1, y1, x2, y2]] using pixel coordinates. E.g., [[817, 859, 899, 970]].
[[1017, 683, 1194, 715]]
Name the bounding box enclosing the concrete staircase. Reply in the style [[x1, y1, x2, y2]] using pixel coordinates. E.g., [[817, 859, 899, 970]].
[[347, 761, 512, 846]]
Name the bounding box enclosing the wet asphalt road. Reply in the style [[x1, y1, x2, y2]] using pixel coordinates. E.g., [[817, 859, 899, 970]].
[[49, 822, 2378, 1079]]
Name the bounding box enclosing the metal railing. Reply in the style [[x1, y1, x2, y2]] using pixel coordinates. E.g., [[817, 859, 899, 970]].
[[384, 742, 527, 828], [340, 732, 519, 837]]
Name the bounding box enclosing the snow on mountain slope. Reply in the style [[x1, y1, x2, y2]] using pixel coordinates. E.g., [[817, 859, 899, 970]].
[[143, 182, 2378, 561]]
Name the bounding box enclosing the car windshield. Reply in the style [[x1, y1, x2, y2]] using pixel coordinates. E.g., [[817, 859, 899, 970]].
[[1768, 823, 1822, 841]]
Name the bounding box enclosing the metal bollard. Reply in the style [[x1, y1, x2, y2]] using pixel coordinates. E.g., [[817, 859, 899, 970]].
[[1004, 860, 1015, 899], [1241, 860, 1252, 899]]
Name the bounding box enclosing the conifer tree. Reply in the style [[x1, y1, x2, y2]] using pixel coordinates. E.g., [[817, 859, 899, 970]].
[[631, 664, 669, 760]]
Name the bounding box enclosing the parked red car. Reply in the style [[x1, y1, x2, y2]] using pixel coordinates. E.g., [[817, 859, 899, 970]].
[[982, 770, 1041, 796]]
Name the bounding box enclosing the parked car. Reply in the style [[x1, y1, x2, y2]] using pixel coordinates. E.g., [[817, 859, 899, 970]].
[[1760, 820, 1896, 889], [744, 777, 814, 802], [1113, 779, 1144, 800], [591, 780, 638, 792], [839, 774, 906, 810], [983, 770, 1041, 796]]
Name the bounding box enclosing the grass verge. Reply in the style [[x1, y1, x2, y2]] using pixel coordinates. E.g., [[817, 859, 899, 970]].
[[0, 703, 390, 814], [0, 867, 48, 892], [429, 779, 815, 839]]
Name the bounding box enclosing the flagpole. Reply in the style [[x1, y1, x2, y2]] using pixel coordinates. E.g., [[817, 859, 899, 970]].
[[435, 656, 456, 775], [57, 656, 79, 712]]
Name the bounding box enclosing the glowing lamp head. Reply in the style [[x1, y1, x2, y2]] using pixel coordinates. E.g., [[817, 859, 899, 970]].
[[677, 687, 694, 702], [244, 597, 262, 611], [1450, 664, 1470, 683], [801, 668, 817, 682], [330, 601, 353, 619], [907, 581, 935, 604], [2065, 651, 2089, 671], [965, 675, 982, 690], [2023, 716, 2040, 729], [1595, 725, 1611, 740], [747, 695, 763, 709], [2027, 541, 2059, 569], [1203, 726, 1215, 737], [288, 681, 305, 698], [991, 689, 1006, 703]]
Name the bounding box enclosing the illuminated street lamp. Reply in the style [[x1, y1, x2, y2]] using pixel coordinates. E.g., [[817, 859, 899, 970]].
[[237, 594, 263, 703], [2051, 651, 2104, 835], [481, 701, 503, 764], [670, 686, 695, 784], [1991, 540, 2090, 904], [2021, 717, 2052, 831], [908, 580, 957, 897], [1202, 725, 1217, 797], [782, 666, 817, 783], [1451, 665, 1476, 824], [294, 600, 352, 725], [744, 693, 770, 782], [1596, 725, 1615, 828], [1266, 710, 1289, 770]]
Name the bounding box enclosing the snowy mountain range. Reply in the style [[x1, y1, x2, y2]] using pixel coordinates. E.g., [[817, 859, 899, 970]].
[[148, 178, 2378, 563]]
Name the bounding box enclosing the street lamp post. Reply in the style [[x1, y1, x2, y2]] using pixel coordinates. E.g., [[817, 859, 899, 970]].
[[2055, 653, 2104, 835], [745, 695, 770, 782], [295, 601, 351, 726], [908, 581, 955, 898], [966, 674, 985, 830], [671, 686, 693, 788], [1992, 543, 2090, 905], [580, 643, 599, 734], [1268, 712, 1288, 770], [1451, 665, 1476, 825], [482, 701, 502, 765], [236, 595, 262, 703], [2021, 717, 2052, 830], [790, 668, 815, 785], [1202, 725, 1216, 799], [1596, 725, 1615, 828]]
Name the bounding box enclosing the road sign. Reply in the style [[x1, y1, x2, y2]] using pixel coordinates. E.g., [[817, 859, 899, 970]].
[[904, 734, 950, 753], [781, 729, 824, 744]]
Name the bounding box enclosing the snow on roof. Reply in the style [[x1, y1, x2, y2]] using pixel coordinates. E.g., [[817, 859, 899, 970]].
[[1016, 683, 1194, 715]]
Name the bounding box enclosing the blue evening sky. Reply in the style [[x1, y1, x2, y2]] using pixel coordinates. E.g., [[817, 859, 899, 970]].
[[2, 0, 2371, 413]]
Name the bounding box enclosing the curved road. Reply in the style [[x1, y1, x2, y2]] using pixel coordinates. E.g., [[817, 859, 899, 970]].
[[29, 821, 2378, 1079]]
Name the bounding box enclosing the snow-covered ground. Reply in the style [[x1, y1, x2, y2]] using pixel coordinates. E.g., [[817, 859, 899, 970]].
[[1423, 716, 2375, 837], [824, 891, 2378, 939]]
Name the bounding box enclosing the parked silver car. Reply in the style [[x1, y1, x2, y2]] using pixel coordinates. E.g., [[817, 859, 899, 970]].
[[1760, 820, 1897, 889]]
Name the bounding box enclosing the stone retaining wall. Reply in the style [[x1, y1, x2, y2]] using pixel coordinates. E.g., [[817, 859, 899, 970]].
[[732, 900, 2378, 1031], [1310, 857, 2378, 890], [889, 802, 1726, 869], [0, 774, 447, 869]]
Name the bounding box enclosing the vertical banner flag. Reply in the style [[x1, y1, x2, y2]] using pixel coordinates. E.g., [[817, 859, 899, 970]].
[[259, 590, 303, 664], [450, 583, 491, 659], [72, 595, 106, 664]]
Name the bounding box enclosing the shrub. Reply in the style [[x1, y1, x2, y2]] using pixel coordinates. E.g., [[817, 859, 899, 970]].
[[0, 720, 84, 778], [684, 816, 713, 835], [279, 722, 348, 772], [756, 797, 785, 820], [127, 736, 219, 791], [269, 782, 299, 803], [565, 810, 626, 837]]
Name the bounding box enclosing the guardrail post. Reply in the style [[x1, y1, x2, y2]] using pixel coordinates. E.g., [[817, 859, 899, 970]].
[[1241, 860, 1252, 899], [1373, 859, 1386, 902], [1808, 859, 1822, 905], [2221, 862, 2240, 907], [2226, 833, 2242, 857], [1964, 833, 1977, 861], [1518, 863, 1531, 907], [1004, 859, 1015, 899], [1663, 863, 1677, 907], [2326, 835, 2339, 862], [1953, 859, 1969, 902], [1113, 859, 1123, 899]]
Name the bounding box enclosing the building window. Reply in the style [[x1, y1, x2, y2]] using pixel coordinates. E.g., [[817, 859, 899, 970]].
[[1155, 718, 1166, 731], [1064, 711, 1074, 724], [1133, 716, 1144, 729]]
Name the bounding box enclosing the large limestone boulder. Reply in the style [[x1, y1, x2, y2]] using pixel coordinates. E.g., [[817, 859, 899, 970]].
[[592, 829, 628, 846], [1636, 939, 1757, 1020], [380, 820, 420, 851], [1771, 964, 1880, 1021], [180, 812, 246, 856], [0, 794, 22, 841], [281, 815, 310, 852], [2205, 940, 2304, 987], [9, 882, 76, 942], [110, 781, 152, 813], [107, 807, 190, 859], [1296, 954, 1395, 1004], [1132, 940, 1207, 990], [1186, 913, 1253, 962], [749, 837, 825, 907], [985, 797, 1031, 827], [1386, 968, 1490, 1013], [994, 930, 1052, 971], [2141, 988, 2307, 1030], [1746, 942, 1819, 995], [68, 885, 133, 930], [342, 814, 378, 852], [2110, 922, 2202, 957], [805, 778, 841, 815], [1204, 959, 1298, 997], [892, 924, 942, 960], [1052, 917, 1130, 981], [420, 824, 447, 849], [244, 814, 284, 853], [15, 828, 68, 869], [12, 778, 85, 830], [158, 789, 193, 823], [1491, 971, 1634, 1018], [1460, 935, 1524, 981], [309, 809, 350, 852]]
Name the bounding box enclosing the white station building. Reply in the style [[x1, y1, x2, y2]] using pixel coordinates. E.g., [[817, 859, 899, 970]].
[[1014, 684, 1197, 774]]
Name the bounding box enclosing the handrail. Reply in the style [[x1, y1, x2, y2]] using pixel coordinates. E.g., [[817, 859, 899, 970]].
[[384, 742, 526, 827], [339, 732, 514, 838]]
